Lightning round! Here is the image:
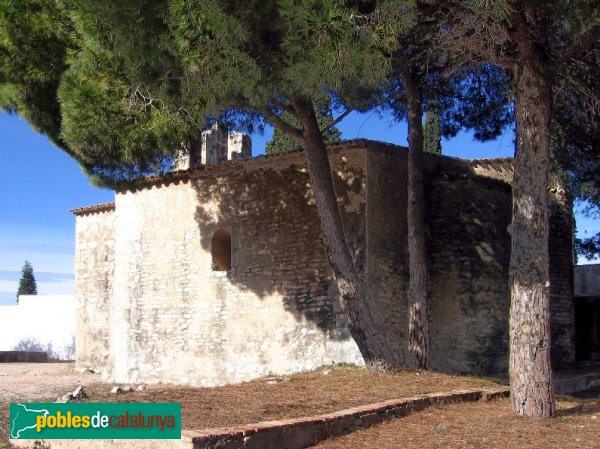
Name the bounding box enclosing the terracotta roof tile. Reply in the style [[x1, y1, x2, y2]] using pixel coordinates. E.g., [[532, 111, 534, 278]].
[[70, 202, 115, 216], [73, 139, 514, 211], [116, 139, 375, 192]]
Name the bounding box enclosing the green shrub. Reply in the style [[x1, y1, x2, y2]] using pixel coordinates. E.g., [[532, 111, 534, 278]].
[[466, 320, 508, 376]]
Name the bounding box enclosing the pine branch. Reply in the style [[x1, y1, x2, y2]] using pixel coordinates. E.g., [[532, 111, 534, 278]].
[[261, 107, 304, 142], [321, 108, 351, 133], [556, 25, 600, 64], [507, 2, 539, 63]]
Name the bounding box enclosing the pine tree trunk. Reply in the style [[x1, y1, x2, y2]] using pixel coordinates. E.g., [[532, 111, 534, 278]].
[[293, 98, 397, 370], [404, 70, 430, 370], [509, 61, 555, 418]]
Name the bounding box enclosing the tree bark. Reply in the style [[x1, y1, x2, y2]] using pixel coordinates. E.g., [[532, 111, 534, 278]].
[[403, 67, 430, 370], [292, 97, 397, 370], [509, 59, 555, 418]]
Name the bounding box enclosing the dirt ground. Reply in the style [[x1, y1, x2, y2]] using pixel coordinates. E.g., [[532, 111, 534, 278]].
[[0, 362, 102, 404], [82, 365, 503, 431], [0, 362, 502, 445], [0, 362, 104, 447], [2, 363, 598, 449], [314, 397, 600, 449]]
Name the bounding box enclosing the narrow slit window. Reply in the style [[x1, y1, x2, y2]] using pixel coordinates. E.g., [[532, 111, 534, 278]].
[[212, 229, 231, 271]]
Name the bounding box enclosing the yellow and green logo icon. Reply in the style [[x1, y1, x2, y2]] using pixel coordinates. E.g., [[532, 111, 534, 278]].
[[10, 403, 181, 439]]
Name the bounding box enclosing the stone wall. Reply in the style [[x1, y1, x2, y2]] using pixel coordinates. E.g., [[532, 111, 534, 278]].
[[575, 264, 600, 297], [0, 351, 48, 362], [106, 147, 365, 386], [548, 175, 576, 365], [366, 148, 513, 372], [175, 125, 251, 170], [574, 264, 600, 361], [426, 161, 512, 372], [228, 132, 252, 160], [366, 145, 410, 366], [74, 140, 575, 384], [74, 207, 115, 372]]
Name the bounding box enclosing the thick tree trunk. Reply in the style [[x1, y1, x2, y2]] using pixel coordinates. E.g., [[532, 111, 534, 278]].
[[404, 69, 430, 370], [510, 61, 555, 418], [293, 98, 397, 370]]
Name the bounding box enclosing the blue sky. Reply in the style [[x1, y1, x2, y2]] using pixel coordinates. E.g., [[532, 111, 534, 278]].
[[0, 110, 597, 305]]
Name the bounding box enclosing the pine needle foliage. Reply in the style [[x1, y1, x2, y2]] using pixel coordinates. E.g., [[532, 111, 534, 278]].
[[16, 261, 37, 304]]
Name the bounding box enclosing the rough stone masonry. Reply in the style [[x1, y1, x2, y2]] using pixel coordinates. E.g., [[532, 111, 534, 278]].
[[72, 131, 574, 386]]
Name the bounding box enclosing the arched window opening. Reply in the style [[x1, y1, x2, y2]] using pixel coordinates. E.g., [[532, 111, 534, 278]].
[[212, 229, 231, 271]]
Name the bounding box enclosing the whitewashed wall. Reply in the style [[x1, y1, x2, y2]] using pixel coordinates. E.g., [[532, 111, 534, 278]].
[[0, 295, 76, 360]]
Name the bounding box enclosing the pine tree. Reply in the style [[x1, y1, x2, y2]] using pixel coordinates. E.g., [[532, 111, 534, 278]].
[[53, 0, 398, 367], [382, 6, 512, 370], [4, 0, 596, 393], [266, 101, 342, 155], [555, 48, 600, 261], [0, 0, 77, 155], [424, 0, 600, 418], [423, 110, 442, 155], [16, 261, 37, 304], [265, 113, 302, 154]]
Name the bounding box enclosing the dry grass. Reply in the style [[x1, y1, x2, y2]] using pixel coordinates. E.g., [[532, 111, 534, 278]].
[[314, 396, 600, 449], [0, 364, 501, 446], [4, 364, 597, 449], [82, 365, 503, 431]]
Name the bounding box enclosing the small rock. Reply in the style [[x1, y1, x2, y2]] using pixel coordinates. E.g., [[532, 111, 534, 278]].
[[121, 386, 133, 393], [322, 370, 331, 376], [136, 385, 147, 392], [55, 393, 72, 403], [55, 386, 88, 403], [111, 386, 122, 394], [75, 367, 95, 374], [592, 416, 597, 420], [72, 386, 87, 400], [266, 380, 277, 385]]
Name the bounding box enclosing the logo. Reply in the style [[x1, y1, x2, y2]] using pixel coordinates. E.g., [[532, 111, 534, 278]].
[[10, 403, 181, 440]]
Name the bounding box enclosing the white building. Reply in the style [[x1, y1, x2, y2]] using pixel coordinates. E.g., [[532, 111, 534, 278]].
[[0, 295, 76, 360]]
